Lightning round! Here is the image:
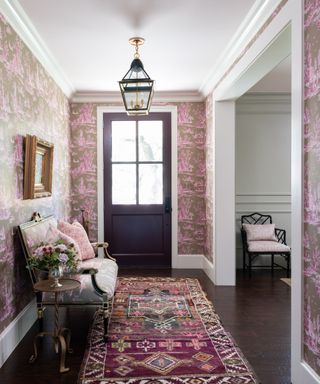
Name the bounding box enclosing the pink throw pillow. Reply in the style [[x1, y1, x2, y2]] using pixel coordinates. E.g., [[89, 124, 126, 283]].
[[58, 220, 95, 260], [242, 223, 277, 242], [46, 224, 82, 261]]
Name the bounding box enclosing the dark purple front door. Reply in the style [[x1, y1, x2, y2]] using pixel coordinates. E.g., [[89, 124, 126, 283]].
[[103, 112, 171, 267]]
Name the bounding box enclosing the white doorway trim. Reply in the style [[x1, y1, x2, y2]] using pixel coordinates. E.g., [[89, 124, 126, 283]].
[[214, 100, 236, 285], [209, 0, 318, 381], [96, 105, 178, 267], [213, 23, 292, 286]]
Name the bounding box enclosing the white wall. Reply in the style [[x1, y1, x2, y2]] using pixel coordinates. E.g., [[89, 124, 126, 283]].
[[235, 93, 291, 268], [215, 101, 236, 284]]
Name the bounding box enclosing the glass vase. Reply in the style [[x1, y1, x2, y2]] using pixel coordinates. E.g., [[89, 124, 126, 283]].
[[49, 265, 63, 288]]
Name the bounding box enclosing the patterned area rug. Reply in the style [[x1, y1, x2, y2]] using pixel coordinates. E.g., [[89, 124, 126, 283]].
[[79, 277, 258, 383]]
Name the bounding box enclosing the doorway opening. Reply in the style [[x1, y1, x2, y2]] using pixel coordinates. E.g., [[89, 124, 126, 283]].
[[235, 56, 292, 275]]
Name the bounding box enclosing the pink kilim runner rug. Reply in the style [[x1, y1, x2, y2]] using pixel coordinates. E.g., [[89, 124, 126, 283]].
[[78, 277, 258, 384]]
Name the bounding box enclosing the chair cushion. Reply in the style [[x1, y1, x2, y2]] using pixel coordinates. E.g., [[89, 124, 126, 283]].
[[243, 224, 277, 241], [58, 220, 95, 260], [81, 258, 118, 297], [248, 240, 290, 253]]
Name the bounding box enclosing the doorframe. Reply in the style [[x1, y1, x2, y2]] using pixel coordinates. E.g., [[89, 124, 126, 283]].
[[210, 0, 319, 381], [96, 105, 178, 267]]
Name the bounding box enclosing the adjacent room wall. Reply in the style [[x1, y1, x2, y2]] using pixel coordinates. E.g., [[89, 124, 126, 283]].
[[0, 13, 70, 336], [235, 93, 291, 268], [69, 102, 207, 256]]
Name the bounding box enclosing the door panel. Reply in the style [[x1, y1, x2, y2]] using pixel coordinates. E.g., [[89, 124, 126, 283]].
[[103, 112, 171, 267]]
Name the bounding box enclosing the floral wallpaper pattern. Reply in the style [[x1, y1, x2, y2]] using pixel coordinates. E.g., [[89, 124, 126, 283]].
[[0, 13, 70, 334], [70, 102, 207, 256], [304, 0, 320, 375], [204, 94, 214, 262], [177, 103, 206, 255], [70, 103, 99, 240]]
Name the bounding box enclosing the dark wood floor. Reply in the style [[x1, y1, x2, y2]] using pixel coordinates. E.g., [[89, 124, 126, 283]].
[[0, 269, 291, 384]]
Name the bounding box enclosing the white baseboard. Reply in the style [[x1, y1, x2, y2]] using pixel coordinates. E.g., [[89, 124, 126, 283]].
[[173, 254, 216, 285], [292, 361, 320, 384], [173, 254, 204, 269], [0, 298, 37, 368], [202, 256, 215, 284]]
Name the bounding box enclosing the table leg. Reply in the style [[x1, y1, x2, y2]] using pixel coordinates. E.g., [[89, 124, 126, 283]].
[[29, 331, 54, 363], [58, 334, 70, 373], [29, 290, 74, 372], [61, 327, 73, 353], [54, 295, 60, 353], [54, 292, 71, 372]]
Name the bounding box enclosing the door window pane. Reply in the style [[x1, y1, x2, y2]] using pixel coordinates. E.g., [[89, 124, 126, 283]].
[[112, 121, 136, 161], [112, 164, 136, 204], [139, 164, 163, 204], [138, 121, 163, 161]]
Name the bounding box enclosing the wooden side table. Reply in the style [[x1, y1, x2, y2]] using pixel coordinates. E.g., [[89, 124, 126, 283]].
[[30, 278, 80, 373]]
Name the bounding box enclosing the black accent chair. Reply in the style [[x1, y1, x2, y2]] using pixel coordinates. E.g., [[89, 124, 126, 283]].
[[240, 212, 291, 277]]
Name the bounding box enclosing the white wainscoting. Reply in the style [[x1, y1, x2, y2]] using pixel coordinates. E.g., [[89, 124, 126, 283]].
[[0, 299, 37, 368]]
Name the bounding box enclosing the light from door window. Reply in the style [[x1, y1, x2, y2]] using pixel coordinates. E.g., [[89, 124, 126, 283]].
[[111, 120, 163, 205]]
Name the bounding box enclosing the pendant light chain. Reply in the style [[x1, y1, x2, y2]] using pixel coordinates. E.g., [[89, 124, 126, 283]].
[[134, 41, 140, 59]]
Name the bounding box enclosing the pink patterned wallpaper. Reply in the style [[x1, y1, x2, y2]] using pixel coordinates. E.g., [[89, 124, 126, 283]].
[[204, 94, 214, 262], [177, 103, 206, 255], [0, 14, 70, 334], [304, 0, 320, 374], [70, 102, 207, 257]]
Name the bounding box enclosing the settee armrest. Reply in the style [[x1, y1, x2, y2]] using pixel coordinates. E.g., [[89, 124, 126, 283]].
[[91, 242, 116, 262], [77, 267, 98, 275], [67, 267, 108, 297], [275, 228, 287, 245]]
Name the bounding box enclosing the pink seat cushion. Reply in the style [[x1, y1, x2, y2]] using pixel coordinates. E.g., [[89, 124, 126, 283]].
[[247, 241, 290, 253], [58, 221, 95, 260]]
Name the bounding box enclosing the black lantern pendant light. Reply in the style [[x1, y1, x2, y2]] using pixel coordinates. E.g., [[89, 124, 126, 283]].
[[119, 37, 154, 115]]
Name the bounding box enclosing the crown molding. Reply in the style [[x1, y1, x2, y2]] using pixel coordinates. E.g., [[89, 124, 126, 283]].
[[236, 93, 291, 115], [200, 0, 285, 97], [71, 90, 204, 103], [237, 92, 291, 104], [0, 0, 74, 97]]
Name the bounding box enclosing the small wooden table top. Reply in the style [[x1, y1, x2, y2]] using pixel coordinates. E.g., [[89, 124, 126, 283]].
[[33, 278, 80, 293]]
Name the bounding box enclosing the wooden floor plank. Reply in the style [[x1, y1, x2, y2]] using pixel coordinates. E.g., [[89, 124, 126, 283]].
[[0, 269, 290, 384]]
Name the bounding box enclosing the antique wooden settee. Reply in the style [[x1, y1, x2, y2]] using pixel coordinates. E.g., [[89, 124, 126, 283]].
[[18, 213, 118, 340]]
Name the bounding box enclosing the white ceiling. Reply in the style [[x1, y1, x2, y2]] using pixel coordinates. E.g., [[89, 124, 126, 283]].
[[18, 0, 256, 93]]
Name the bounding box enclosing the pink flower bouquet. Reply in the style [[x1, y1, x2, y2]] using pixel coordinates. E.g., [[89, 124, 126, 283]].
[[28, 240, 79, 272]]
